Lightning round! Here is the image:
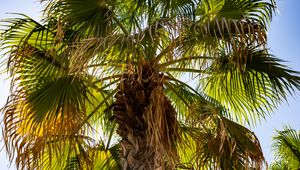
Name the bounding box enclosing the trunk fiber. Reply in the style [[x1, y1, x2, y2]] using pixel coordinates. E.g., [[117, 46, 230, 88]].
[[113, 63, 179, 170]]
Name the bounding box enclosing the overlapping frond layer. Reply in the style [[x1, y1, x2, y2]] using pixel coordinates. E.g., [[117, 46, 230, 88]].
[[0, 16, 117, 169]]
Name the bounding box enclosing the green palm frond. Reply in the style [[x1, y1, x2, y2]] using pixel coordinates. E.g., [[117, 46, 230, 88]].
[[0, 14, 64, 55], [44, 0, 115, 38], [43, 0, 195, 38], [271, 126, 300, 169], [197, 0, 274, 25], [170, 0, 274, 67], [112, 0, 195, 29], [27, 76, 90, 121], [202, 47, 300, 124]]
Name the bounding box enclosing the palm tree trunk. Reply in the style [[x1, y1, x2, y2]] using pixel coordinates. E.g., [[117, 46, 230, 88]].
[[118, 128, 156, 169], [113, 63, 179, 170]]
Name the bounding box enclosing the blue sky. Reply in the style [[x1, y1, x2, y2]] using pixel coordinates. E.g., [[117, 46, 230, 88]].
[[0, 0, 299, 169]]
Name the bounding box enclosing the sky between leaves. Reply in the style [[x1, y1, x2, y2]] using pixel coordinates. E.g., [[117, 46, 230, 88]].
[[0, 0, 299, 169]]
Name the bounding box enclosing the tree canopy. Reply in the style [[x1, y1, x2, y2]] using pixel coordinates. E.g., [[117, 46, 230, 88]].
[[1, 0, 300, 169]]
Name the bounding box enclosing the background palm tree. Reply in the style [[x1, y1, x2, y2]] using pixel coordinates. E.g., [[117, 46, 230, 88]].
[[1, 0, 300, 169], [269, 126, 300, 170]]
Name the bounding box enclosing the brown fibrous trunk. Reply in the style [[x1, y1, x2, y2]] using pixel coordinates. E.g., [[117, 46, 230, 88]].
[[113, 62, 180, 170]]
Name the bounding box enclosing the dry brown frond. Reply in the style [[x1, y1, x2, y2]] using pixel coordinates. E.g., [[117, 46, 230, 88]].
[[184, 102, 265, 169]]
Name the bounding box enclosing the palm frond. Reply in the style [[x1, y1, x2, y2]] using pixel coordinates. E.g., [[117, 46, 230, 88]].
[[271, 126, 300, 169], [44, 0, 115, 38], [202, 47, 300, 124], [197, 0, 274, 27]]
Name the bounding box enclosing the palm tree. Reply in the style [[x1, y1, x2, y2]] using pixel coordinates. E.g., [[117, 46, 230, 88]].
[[270, 126, 300, 170], [1, 0, 300, 169]]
